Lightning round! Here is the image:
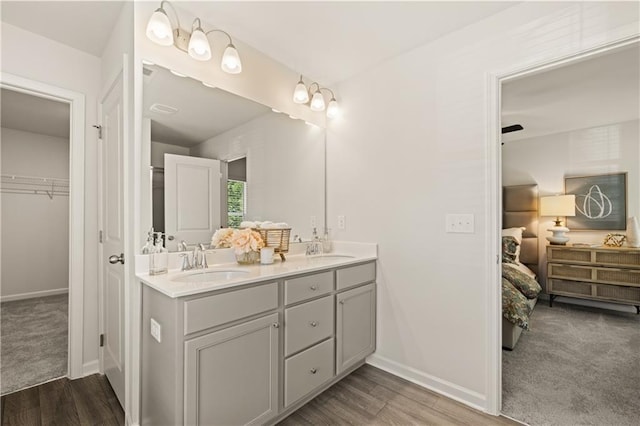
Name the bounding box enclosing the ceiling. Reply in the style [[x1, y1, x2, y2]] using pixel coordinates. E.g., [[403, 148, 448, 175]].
[[143, 65, 270, 147], [1, 88, 70, 139], [502, 44, 640, 142], [0, 1, 124, 57]]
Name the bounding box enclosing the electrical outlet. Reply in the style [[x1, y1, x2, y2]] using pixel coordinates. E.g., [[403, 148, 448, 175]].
[[310, 216, 317, 228], [150, 318, 162, 343], [445, 214, 475, 233], [337, 215, 346, 230]]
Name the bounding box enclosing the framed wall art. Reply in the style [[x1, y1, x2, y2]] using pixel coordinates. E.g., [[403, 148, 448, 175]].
[[565, 172, 627, 231]]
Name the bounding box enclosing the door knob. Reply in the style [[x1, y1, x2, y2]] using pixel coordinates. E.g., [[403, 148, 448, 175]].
[[109, 253, 125, 264]]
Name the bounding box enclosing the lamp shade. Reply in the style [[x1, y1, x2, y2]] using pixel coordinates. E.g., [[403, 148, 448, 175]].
[[326, 98, 339, 118], [146, 8, 174, 46], [293, 81, 309, 104], [188, 27, 211, 61], [221, 44, 242, 74], [310, 91, 326, 111], [540, 195, 576, 217]]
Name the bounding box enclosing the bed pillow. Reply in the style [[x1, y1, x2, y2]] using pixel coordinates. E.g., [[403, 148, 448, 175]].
[[502, 278, 531, 330], [502, 227, 526, 263], [503, 263, 542, 299], [502, 236, 520, 264]]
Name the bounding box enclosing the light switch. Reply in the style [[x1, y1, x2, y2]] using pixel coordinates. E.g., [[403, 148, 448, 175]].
[[446, 214, 475, 233], [150, 318, 162, 343], [337, 215, 346, 230]]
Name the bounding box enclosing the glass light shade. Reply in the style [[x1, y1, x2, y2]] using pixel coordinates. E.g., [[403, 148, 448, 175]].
[[326, 98, 339, 118], [188, 28, 211, 61], [146, 8, 174, 46], [310, 91, 326, 111], [293, 81, 309, 104], [221, 44, 242, 74], [540, 195, 576, 217]]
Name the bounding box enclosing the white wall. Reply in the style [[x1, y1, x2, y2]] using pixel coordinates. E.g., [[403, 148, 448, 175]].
[[503, 119, 639, 296], [1, 23, 102, 367], [1, 128, 69, 300], [326, 1, 639, 411], [150, 141, 189, 168], [191, 113, 325, 238]]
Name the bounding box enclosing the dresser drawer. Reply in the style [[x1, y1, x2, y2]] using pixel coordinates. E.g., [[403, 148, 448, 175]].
[[285, 296, 333, 356], [547, 247, 591, 264], [595, 268, 640, 287], [285, 271, 333, 305], [548, 263, 593, 281], [284, 338, 334, 407], [184, 283, 278, 335], [336, 262, 375, 291]]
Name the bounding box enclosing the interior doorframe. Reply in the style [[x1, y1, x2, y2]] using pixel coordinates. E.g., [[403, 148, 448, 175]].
[[0, 72, 85, 379], [485, 35, 640, 415]]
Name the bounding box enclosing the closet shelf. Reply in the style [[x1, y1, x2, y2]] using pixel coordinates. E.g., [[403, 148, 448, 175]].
[[1, 174, 70, 199]]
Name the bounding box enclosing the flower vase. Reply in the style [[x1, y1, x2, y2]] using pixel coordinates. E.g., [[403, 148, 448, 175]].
[[236, 250, 260, 264], [627, 217, 640, 248]]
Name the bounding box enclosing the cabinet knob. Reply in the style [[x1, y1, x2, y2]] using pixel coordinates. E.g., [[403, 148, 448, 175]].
[[309, 368, 317, 374], [310, 285, 317, 291], [309, 321, 318, 327], [272, 322, 280, 328]]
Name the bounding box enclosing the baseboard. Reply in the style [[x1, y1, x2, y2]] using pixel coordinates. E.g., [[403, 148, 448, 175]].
[[366, 353, 487, 412], [82, 360, 99, 376], [0, 288, 68, 302]]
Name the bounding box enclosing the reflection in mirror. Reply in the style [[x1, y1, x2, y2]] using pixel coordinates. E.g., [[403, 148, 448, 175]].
[[143, 64, 325, 251]]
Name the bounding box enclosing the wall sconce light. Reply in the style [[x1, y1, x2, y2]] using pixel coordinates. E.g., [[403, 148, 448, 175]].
[[146, 1, 242, 74], [292, 76, 339, 119]]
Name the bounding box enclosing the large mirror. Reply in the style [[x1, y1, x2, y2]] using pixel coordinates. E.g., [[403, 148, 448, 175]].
[[142, 64, 325, 251]]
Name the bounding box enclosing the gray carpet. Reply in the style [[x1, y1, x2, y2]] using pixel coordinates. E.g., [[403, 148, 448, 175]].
[[502, 301, 640, 426], [1, 294, 68, 395]]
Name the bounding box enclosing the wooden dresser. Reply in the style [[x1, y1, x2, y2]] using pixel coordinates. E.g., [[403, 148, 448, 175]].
[[546, 245, 640, 313]]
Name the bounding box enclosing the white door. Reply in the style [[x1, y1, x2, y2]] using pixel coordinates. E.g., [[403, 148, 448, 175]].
[[100, 75, 125, 406], [164, 154, 221, 250]]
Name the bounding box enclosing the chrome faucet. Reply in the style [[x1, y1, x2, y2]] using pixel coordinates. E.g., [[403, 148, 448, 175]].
[[179, 240, 188, 252], [193, 244, 208, 269], [179, 252, 192, 271]]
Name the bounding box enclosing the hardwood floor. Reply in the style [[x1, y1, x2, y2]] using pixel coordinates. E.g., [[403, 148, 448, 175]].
[[279, 364, 521, 426], [1, 374, 123, 426], [1, 365, 519, 425]]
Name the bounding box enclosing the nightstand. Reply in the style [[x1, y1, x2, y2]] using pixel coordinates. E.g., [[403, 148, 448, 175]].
[[546, 245, 640, 313]]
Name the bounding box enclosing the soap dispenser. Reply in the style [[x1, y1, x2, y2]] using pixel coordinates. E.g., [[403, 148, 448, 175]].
[[150, 232, 168, 275], [322, 228, 332, 253]]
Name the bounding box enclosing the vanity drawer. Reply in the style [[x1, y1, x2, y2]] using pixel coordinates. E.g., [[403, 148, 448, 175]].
[[285, 271, 333, 305], [336, 262, 376, 291], [184, 283, 278, 335], [285, 296, 333, 356], [284, 338, 334, 407]]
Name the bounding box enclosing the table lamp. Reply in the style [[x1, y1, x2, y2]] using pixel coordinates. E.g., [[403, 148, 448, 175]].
[[540, 194, 576, 245]]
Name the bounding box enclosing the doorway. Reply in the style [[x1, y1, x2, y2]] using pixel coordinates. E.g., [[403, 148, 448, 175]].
[[493, 39, 640, 424], [0, 74, 85, 392]]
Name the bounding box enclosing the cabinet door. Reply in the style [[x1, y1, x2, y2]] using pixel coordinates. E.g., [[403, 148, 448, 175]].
[[336, 283, 376, 374], [184, 313, 279, 425]]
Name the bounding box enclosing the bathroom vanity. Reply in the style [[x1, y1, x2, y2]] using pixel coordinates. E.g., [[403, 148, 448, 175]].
[[138, 247, 376, 425]]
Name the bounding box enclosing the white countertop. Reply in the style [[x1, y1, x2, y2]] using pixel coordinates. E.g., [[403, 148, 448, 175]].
[[136, 241, 377, 298]]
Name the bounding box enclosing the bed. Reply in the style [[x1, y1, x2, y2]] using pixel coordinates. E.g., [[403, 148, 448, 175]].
[[502, 184, 541, 350]]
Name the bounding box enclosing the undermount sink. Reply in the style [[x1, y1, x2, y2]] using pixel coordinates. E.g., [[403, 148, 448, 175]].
[[172, 270, 249, 283]]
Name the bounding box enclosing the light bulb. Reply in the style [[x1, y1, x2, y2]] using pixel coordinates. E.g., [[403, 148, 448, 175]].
[[326, 98, 339, 118], [188, 27, 211, 61], [293, 78, 309, 104], [146, 8, 174, 46], [221, 43, 242, 74], [310, 91, 325, 112]]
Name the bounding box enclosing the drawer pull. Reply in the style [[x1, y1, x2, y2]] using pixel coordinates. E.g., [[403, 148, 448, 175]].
[[310, 285, 318, 291], [273, 322, 280, 328], [309, 321, 318, 327], [309, 368, 317, 374]]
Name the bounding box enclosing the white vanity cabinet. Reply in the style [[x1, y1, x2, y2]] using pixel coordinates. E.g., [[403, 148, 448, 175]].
[[141, 260, 376, 426]]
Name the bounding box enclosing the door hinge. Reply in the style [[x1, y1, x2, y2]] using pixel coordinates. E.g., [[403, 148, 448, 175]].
[[93, 124, 103, 139], [99, 230, 103, 243], [99, 334, 104, 347]]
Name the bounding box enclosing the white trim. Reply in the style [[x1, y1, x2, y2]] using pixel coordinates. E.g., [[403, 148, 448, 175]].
[[83, 359, 100, 376], [486, 35, 640, 416], [0, 72, 85, 380], [0, 288, 68, 303], [367, 354, 487, 411]]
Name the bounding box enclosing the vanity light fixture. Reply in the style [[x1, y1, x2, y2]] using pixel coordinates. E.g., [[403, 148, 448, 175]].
[[146, 1, 243, 74], [292, 76, 339, 118]]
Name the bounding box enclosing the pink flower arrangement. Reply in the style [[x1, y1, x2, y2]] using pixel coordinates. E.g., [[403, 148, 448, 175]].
[[211, 228, 265, 255]]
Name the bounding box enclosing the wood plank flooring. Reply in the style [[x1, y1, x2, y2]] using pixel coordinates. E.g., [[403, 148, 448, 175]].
[[279, 364, 522, 426], [0, 374, 123, 426], [2, 365, 520, 425]]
